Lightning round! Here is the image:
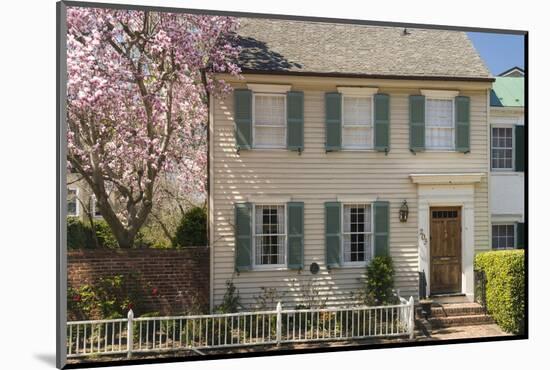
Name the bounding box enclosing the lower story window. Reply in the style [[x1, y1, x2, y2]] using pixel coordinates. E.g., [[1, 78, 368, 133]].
[[254, 205, 286, 266], [91, 195, 102, 218], [492, 224, 515, 249], [343, 204, 372, 263]]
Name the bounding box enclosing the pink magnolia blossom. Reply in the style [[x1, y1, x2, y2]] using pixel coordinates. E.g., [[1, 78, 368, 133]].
[[66, 8, 240, 247]]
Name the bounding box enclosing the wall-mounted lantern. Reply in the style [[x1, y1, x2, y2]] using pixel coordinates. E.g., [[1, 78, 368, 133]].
[[399, 200, 409, 222]]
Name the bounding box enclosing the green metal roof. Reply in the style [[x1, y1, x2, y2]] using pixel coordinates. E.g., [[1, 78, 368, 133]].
[[490, 77, 524, 107]]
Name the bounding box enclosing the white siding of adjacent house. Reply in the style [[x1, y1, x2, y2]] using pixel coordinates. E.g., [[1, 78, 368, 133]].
[[490, 108, 525, 223], [210, 75, 491, 310]]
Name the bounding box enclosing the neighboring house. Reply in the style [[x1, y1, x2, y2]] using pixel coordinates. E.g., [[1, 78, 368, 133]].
[[67, 173, 102, 221], [498, 66, 524, 78], [208, 19, 495, 309], [489, 73, 525, 249]]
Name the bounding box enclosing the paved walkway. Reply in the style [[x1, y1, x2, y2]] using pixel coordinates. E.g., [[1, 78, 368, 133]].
[[423, 324, 510, 340]]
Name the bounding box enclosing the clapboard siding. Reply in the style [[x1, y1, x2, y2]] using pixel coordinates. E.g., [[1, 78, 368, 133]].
[[210, 77, 489, 309]]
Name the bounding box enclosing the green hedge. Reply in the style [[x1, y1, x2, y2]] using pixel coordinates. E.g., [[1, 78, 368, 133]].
[[474, 250, 525, 334], [67, 217, 118, 249], [174, 206, 207, 247], [67, 217, 94, 249]]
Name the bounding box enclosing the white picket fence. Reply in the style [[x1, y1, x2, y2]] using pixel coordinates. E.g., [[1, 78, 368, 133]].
[[66, 296, 415, 358]]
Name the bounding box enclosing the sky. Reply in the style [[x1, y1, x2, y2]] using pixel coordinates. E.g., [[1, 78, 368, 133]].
[[467, 32, 525, 76]]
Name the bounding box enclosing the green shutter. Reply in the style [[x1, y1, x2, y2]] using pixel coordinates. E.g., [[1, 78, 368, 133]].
[[455, 96, 470, 153], [374, 94, 390, 152], [516, 222, 525, 249], [325, 201, 341, 268], [373, 201, 390, 257], [287, 91, 304, 152], [515, 125, 525, 172], [287, 202, 304, 269], [235, 203, 252, 271], [325, 92, 342, 151], [234, 89, 252, 150], [409, 95, 425, 152]]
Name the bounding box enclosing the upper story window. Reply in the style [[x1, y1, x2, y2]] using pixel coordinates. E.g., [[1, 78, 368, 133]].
[[342, 203, 373, 265], [337, 87, 378, 150], [253, 204, 286, 267], [67, 188, 78, 217], [426, 98, 454, 150], [491, 126, 514, 170], [421, 90, 459, 151], [342, 96, 373, 149], [253, 93, 286, 148]]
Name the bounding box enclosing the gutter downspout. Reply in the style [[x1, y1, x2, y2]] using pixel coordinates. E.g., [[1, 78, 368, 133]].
[[487, 87, 492, 251], [208, 95, 215, 313]]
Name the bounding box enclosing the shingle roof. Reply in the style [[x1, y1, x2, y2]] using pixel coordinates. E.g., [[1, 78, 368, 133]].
[[490, 77, 524, 107], [235, 18, 492, 80]]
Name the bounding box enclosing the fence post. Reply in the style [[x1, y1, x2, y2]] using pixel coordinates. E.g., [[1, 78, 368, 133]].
[[276, 301, 282, 345], [127, 309, 134, 358], [408, 297, 415, 340]]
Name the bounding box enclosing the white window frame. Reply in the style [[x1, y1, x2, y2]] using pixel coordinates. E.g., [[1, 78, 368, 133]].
[[67, 188, 79, 217], [424, 98, 455, 151], [341, 95, 375, 150], [252, 93, 287, 149], [491, 222, 516, 250], [252, 203, 287, 269], [490, 124, 515, 171], [341, 202, 374, 267], [90, 195, 103, 219]]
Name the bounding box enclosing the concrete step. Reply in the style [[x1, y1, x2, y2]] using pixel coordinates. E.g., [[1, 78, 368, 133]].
[[428, 314, 494, 328], [416, 303, 486, 318]]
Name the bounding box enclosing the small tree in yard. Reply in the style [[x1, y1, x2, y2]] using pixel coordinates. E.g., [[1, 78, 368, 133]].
[[363, 256, 396, 306], [66, 8, 240, 248]]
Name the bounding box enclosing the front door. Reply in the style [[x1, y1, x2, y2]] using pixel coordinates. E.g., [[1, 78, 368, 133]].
[[430, 207, 462, 295]]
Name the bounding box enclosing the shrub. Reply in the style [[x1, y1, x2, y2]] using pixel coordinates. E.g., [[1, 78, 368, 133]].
[[174, 206, 207, 247], [67, 273, 147, 320], [215, 280, 242, 313], [67, 217, 121, 249], [67, 217, 93, 249], [91, 219, 119, 249], [254, 287, 286, 310], [363, 256, 397, 306], [475, 250, 525, 334], [138, 224, 172, 249]]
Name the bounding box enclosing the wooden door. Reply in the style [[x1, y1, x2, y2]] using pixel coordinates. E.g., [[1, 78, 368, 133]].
[[430, 207, 462, 294]]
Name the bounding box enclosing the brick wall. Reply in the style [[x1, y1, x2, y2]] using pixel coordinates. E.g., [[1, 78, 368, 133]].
[[67, 248, 209, 317]]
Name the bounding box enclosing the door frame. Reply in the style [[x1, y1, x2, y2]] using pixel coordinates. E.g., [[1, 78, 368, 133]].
[[429, 206, 463, 295], [412, 176, 482, 302]]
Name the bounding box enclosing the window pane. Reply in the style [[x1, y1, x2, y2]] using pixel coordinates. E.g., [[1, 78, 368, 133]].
[[426, 99, 453, 149], [343, 97, 371, 125], [426, 99, 453, 128], [254, 95, 286, 148], [426, 127, 453, 149], [492, 224, 515, 249], [342, 126, 373, 148], [255, 126, 286, 147], [67, 189, 77, 216], [255, 205, 285, 265], [255, 95, 285, 126]]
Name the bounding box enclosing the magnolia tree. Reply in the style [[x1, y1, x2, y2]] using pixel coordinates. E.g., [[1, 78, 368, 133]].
[[66, 8, 240, 248]]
